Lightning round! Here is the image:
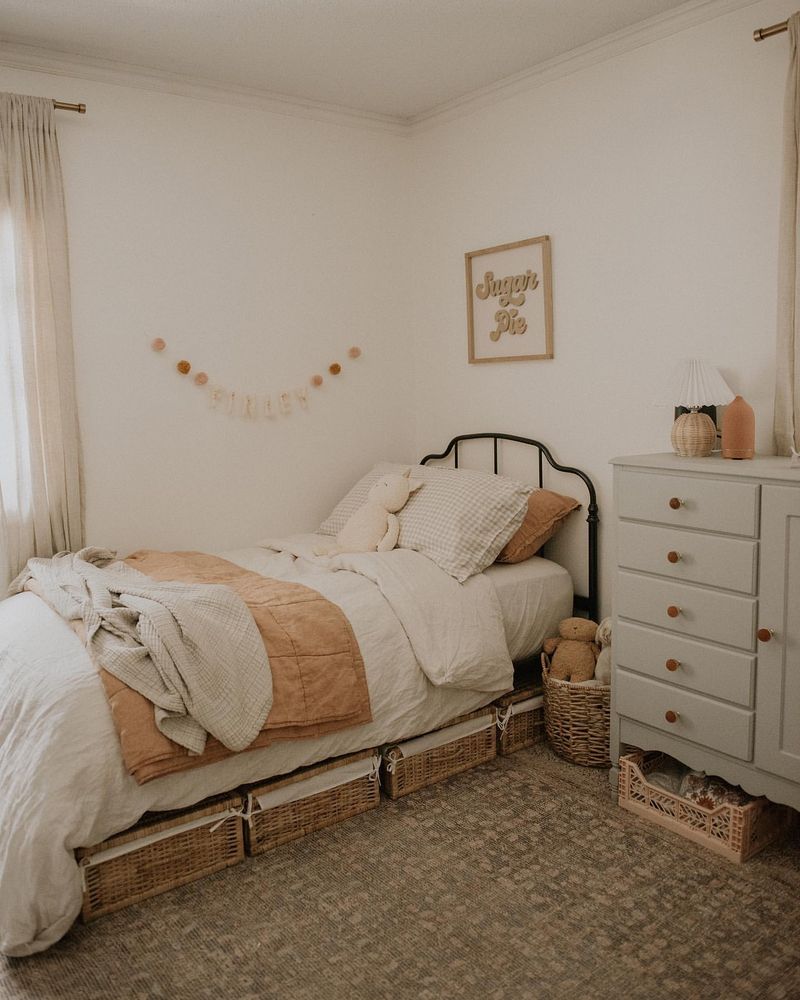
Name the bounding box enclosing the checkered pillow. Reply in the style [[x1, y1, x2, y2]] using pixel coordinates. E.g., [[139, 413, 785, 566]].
[[319, 463, 531, 581]]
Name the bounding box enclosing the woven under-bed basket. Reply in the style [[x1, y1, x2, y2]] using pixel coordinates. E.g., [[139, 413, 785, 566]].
[[541, 653, 610, 767], [76, 793, 245, 922], [243, 749, 380, 855], [381, 708, 497, 800], [619, 750, 795, 863], [494, 685, 545, 756]]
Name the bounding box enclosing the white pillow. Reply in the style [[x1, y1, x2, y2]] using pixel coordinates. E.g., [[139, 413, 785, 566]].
[[319, 462, 531, 582]]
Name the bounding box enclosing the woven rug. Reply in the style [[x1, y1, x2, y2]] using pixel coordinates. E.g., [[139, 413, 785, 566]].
[[2, 745, 799, 1000]]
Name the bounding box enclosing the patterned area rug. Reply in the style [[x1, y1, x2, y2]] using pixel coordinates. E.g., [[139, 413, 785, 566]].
[[2, 745, 799, 1000]]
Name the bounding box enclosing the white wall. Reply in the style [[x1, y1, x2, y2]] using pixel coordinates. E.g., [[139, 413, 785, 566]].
[[0, 66, 413, 553], [408, 0, 790, 611], [0, 0, 792, 612]]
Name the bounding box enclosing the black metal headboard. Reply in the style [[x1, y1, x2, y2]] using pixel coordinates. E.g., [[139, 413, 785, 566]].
[[420, 433, 598, 622]]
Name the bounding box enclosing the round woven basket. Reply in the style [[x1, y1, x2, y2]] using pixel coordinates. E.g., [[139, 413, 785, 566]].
[[541, 653, 611, 767]]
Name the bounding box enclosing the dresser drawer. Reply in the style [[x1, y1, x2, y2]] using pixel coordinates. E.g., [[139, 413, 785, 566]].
[[616, 571, 757, 650], [617, 521, 757, 594], [615, 670, 754, 760], [614, 620, 755, 706], [617, 470, 759, 537]]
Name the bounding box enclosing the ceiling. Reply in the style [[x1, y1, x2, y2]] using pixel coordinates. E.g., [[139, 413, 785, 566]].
[[0, 0, 703, 120]]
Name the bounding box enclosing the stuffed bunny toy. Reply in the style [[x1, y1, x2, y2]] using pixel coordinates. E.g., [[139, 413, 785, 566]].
[[316, 469, 422, 556], [594, 617, 612, 685]]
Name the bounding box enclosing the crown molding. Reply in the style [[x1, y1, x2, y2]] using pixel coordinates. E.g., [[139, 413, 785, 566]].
[[408, 0, 763, 132], [0, 0, 762, 137], [0, 39, 410, 136]]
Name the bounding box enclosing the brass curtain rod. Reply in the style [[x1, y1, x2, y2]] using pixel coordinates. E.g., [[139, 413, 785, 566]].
[[53, 100, 86, 113], [754, 19, 789, 41]]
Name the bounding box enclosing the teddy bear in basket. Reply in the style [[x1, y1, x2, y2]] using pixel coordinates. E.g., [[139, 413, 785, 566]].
[[542, 617, 600, 683]]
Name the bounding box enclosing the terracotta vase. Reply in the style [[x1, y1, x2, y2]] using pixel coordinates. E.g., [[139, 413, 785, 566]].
[[721, 395, 755, 460]]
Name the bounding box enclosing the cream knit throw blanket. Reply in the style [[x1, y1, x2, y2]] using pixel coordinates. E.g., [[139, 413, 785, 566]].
[[9, 547, 272, 755]]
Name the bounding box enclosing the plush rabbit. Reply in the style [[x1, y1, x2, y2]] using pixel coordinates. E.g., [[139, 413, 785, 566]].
[[594, 617, 612, 685], [316, 469, 422, 556]]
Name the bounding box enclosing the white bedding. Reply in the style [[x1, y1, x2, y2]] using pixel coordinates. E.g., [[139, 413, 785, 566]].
[[0, 537, 570, 956], [484, 557, 572, 660]]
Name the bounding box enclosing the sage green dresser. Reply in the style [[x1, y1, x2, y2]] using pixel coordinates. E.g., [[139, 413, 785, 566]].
[[610, 452, 800, 811]]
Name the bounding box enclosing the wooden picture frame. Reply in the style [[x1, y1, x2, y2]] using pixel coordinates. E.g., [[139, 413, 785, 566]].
[[465, 235, 553, 363]]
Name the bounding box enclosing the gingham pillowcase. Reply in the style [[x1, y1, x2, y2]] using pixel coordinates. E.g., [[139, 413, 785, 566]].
[[319, 463, 531, 582], [319, 464, 398, 536]]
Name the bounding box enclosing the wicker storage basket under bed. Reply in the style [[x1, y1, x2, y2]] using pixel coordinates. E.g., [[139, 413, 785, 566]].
[[242, 749, 381, 856], [381, 708, 497, 800], [76, 793, 245, 922], [494, 684, 545, 756], [619, 750, 795, 863], [541, 653, 611, 767]]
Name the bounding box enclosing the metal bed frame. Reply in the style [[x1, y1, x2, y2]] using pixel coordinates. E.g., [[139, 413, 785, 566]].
[[420, 433, 599, 622]]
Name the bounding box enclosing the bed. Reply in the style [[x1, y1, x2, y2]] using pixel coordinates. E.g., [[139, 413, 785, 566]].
[[0, 433, 597, 956]]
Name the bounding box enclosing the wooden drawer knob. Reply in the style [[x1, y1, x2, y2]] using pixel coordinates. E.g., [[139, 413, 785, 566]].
[[667, 550, 681, 563], [667, 605, 681, 618], [668, 497, 684, 510], [665, 658, 680, 672], [757, 627, 774, 643], [665, 710, 679, 724]]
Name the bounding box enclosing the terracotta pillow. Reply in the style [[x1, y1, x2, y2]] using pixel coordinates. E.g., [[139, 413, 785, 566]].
[[496, 489, 580, 564]]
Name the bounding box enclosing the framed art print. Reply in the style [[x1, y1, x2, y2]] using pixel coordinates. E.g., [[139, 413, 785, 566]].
[[465, 235, 553, 363]]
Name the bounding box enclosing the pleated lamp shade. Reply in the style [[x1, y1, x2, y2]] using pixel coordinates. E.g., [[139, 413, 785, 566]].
[[669, 360, 734, 457], [669, 359, 735, 409]]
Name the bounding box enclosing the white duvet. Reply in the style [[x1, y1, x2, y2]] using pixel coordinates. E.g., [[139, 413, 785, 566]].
[[0, 537, 514, 956]]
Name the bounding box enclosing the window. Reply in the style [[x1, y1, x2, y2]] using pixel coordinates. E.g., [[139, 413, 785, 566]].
[[0, 205, 31, 528]]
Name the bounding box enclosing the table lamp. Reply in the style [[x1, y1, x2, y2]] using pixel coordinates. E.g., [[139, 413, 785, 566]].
[[669, 359, 734, 457]]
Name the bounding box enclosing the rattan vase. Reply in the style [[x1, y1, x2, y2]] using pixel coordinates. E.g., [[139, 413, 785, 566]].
[[541, 654, 611, 767], [670, 409, 717, 457]]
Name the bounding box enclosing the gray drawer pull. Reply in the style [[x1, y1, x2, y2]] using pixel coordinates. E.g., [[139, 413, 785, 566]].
[[667, 605, 681, 618], [665, 710, 679, 724], [668, 497, 685, 510]]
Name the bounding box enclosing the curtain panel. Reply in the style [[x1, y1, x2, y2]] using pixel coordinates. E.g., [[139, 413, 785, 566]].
[[775, 14, 800, 455], [0, 93, 83, 589]]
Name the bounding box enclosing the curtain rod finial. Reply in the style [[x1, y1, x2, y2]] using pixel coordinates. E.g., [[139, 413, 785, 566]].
[[752, 19, 788, 41]]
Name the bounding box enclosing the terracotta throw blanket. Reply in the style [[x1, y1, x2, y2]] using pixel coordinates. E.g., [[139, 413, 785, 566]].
[[95, 551, 371, 784]]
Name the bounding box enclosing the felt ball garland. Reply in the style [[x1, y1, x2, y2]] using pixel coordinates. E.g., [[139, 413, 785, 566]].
[[150, 339, 362, 421]]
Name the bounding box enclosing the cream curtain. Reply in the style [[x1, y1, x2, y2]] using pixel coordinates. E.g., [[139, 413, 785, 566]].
[[0, 93, 83, 590], [775, 14, 800, 455]]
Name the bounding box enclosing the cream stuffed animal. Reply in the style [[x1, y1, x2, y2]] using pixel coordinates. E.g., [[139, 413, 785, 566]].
[[317, 469, 422, 556], [594, 617, 612, 685]]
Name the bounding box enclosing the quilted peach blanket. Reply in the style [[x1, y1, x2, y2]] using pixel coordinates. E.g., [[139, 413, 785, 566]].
[[105, 550, 371, 783]]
